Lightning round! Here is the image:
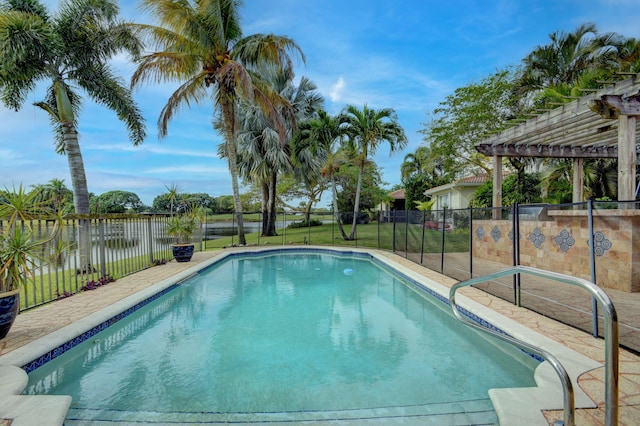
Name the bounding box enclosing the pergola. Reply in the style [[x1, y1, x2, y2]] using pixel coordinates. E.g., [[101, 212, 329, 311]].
[[475, 73, 640, 207]]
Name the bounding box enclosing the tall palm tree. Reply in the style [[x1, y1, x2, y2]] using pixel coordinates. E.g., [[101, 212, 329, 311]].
[[236, 66, 322, 236], [339, 105, 408, 240], [292, 110, 350, 239], [516, 23, 625, 97], [0, 0, 145, 270], [131, 0, 304, 245], [0, 0, 146, 215]]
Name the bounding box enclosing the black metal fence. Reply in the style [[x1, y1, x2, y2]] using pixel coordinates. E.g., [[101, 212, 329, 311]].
[[7, 202, 640, 353], [387, 200, 640, 354], [3, 214, 178, 310]]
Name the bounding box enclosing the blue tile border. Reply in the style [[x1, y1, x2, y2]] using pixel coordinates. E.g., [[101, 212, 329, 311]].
[[22, 283, 180, 373], [22, 247, 541, 372]]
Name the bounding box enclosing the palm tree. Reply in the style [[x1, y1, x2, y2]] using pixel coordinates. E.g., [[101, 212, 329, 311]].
[[292, 110, 350, 239], [339, 105, 407, 240], [131, 0, 304, 245], [0, 0, 146, 215], [165, 182, 182, 216], [617, 37, 640, 72], [516, 23, 626, 98], [236, 66, 322, 236], [31, 178, 74, 214], [0, 0, 145, 271]]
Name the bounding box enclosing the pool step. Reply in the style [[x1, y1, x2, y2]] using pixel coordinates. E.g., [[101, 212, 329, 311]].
[[65, 398, 497, 425]]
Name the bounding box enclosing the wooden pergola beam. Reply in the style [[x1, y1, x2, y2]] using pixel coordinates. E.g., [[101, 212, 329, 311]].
[[480, 76, 640, 148], [474, 73, 640, 207], [476, 144, 618, 158]]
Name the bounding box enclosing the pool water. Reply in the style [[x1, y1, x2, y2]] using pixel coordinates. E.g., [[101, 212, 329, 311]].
[[26, 251, 538, 423]]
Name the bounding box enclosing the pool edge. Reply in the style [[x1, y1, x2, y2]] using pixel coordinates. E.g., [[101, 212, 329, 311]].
[[0, 246, 602, 426]]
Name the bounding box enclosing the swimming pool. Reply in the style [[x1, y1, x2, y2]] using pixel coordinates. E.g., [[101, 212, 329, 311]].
[[22, 248, 541, 424]]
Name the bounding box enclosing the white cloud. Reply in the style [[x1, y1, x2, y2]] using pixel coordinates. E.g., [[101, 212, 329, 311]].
[[329, 76, 346, 102], [85, 143, 220, 158], [143, 165, 229, 175]]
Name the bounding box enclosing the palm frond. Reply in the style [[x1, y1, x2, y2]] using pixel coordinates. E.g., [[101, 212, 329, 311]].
[[157, 72, 209, 137]]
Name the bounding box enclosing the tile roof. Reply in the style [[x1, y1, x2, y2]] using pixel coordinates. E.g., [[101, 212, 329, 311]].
[[389, 189, 405, 199]]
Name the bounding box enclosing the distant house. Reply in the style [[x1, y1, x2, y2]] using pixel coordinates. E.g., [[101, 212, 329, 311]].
[[376, 189, 405, 222], [424, 174, 489, 210]]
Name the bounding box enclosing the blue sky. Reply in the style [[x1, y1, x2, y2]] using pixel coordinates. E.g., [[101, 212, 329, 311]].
[[1, 0, 639, 207]]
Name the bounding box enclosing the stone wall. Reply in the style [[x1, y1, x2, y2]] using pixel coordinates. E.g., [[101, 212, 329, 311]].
[[472, 209, 640, 292]]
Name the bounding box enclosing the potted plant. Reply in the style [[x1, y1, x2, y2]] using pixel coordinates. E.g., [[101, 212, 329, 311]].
[[166, 214, 197, 262], [0, 186, 59, 339]]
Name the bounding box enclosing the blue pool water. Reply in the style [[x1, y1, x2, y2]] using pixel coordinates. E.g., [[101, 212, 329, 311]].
[[26, 250, 538, 423]]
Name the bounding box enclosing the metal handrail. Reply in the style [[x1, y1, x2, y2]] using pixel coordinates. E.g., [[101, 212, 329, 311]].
[[449, 265, 619, 426]]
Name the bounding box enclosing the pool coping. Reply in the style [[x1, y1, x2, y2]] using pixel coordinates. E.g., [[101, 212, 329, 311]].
[[0, 246, 604, 425]]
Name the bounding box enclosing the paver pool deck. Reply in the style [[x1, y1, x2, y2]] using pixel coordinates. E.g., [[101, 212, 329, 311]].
[[1, 248, 639, 425]]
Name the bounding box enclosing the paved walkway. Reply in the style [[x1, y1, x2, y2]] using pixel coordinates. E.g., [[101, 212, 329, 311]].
[[1, 248, 639, 425], [416, 251, 640, 352]]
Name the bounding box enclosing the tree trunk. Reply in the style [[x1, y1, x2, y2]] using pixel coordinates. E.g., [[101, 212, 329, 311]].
[[332, 176, 349, 240], [62, 122, 93, 272], [348, 163, 364, 240], [303, 201, 312, 223], [62, 122, 90, 214], [261, 182, 270, 236], [264, 171, 278, 236], [220, 95, 246, 245]]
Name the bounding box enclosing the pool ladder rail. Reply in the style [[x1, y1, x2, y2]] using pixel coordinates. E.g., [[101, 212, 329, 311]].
[[449, 265, 619, 426]]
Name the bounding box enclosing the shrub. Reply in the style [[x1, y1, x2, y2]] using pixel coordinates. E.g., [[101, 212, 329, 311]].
[[340, 212, 370, 224], [287, 219, 323, 229]]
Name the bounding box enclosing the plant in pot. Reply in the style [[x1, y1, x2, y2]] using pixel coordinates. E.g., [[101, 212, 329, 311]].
[[166, 213, 198, 262], [0, 186, 59, 339]]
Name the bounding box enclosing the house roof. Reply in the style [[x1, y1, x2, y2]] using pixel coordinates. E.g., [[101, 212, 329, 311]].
[[455, 174, 489, 184], [389, 189, 405, 200], [424, 174, 489, 195]]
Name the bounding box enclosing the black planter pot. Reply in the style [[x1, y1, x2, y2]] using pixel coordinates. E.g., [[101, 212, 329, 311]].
[[172, 244, 195, 262], [0, 289, 20, 340]]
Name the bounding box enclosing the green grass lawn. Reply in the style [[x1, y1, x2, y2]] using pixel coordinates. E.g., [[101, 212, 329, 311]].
[[20, 221, 470, 309], [20, 249, 172, 309], [203, 222, 470, 253], [204, 213, 332, 222]]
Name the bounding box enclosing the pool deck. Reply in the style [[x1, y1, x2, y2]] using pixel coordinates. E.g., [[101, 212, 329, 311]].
[[1, 248, 639, 425]]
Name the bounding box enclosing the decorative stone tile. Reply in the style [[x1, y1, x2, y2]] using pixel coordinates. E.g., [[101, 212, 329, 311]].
[[529, 227, 546, 248], [491, 226, 502, 243], [508, 228, 521, 242], [476, 225, 485, 240], [554, 229, 575, 253], [589, 231, 612, 257]]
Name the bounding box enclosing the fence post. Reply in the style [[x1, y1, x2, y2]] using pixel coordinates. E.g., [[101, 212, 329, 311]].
[[257, 211, 261, 247], [440, 207, 446, 274], [469, 207, 473, 279], [355, 218, 358, 248], [588, 198, 599, 337], [420, 210, 426, 265], [377, 213, 380, 249], [98, 218, 107, 278], [511, 203, 521, 307], [392, 210, 396, 253], [516, 203, 521, 307], [147, 217, 154, 265], [404, 211, 409, 258], [203, 213, 207, 251], [332, 210, 335, 246]]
